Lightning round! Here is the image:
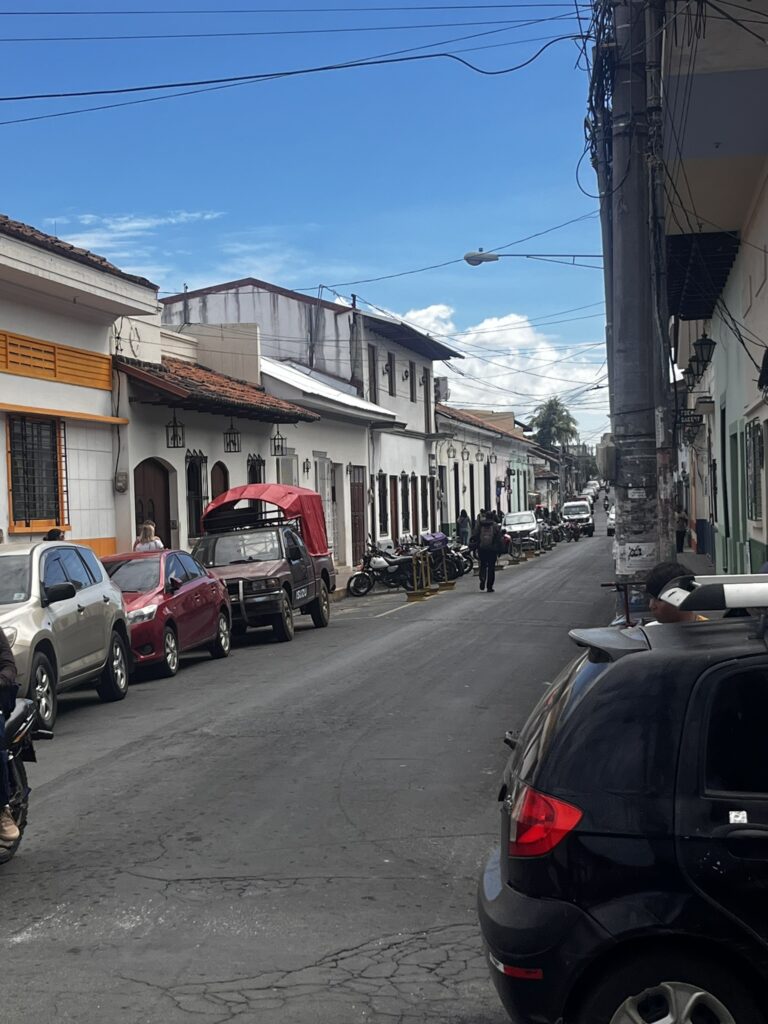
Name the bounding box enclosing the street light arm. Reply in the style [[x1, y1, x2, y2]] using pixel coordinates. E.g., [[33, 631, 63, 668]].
[[464, 250, 603, 267]]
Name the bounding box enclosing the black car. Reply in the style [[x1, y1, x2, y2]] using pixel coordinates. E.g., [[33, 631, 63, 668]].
[[479, 575, 768, 1024]]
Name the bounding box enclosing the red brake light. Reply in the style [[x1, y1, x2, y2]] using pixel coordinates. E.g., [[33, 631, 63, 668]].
[[508, 784, 582, 858]]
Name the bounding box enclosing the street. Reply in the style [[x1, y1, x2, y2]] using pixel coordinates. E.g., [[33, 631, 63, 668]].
[[1, 527, 615, 1024]]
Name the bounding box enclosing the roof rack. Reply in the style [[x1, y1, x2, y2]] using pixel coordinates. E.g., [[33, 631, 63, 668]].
[[660, 574, 768, 611], [203, 508, 298, 535]]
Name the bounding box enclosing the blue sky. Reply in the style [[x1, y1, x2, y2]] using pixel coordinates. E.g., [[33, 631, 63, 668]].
[[1, 2, 608, 436]]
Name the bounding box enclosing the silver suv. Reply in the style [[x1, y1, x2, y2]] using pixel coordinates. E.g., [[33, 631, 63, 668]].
[[0, 542, 130, 729]]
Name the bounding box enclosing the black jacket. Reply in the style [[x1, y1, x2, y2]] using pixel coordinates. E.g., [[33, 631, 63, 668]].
[[0, 628, 17, 690], [470, 517, 502, 554]]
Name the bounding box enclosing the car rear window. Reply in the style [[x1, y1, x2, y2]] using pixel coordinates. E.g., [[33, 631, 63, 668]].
[[106, 557, 161, 593], [193, 530, 282, 567], [563, 503, 590, 517], [0, 555, 30, 603], [517, 652, 610, 785]]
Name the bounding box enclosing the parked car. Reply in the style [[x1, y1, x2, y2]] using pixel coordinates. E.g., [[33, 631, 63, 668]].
[[501, 511, 542, 550], [561, 499, 594, 536], [478, 574, 768, 1024], [0, 542, 130, 729], [607, 504, 616, 536], [193, 483, 336, 642], [102, 550, 231, 677]]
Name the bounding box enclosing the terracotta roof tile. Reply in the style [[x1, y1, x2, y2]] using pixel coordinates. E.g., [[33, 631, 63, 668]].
[[0, 215, 157, 290], [116, 355, 319, 423], [436, 403, 532, 442]]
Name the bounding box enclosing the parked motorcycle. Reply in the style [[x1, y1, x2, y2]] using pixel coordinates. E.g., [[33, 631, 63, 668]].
[[0, 699, 52, 865], [347, 544, 417, 596]]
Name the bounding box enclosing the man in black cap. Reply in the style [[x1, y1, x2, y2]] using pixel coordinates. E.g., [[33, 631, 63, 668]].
[[645, 561, 703, 624]]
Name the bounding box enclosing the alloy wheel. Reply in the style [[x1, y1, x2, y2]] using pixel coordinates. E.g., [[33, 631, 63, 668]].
[[112, 639, 128, 692], [35, 665, 54, 723], [218, 614, 231, 653], [610, 981, 736, 1024], [164, 630, 179, 673]]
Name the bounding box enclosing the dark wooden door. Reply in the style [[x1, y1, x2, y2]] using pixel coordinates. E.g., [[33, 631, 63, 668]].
[[134, 458, 170, 548], [349, 465, 366, 564], [211, 461, 229, 499]]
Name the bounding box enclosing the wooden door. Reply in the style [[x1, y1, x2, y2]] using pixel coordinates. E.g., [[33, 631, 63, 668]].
[[389, 475, 399, 542], [411, 476, 419, 535], [134, 458, 170, 548], [349, 466, 366, 565], [211, 461, 229, 499]]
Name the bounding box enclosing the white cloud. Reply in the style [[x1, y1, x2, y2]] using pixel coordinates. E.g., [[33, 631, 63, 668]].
[[403, 303, 608, 436]]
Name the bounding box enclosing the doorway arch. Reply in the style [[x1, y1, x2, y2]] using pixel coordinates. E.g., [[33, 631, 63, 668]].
[[211, 461, 230, 499], [134, 458, 171, 548]]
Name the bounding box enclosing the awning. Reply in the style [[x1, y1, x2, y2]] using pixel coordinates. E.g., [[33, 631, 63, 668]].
[[0, 402, 128, 425], [667, 232, 740, 321]]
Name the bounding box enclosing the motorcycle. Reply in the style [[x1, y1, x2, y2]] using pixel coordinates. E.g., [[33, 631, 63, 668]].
[[1, 699, 52, 865], [347, 544, 418, 596], [603, 498, 610, 512], [564, 520, 581, 542]]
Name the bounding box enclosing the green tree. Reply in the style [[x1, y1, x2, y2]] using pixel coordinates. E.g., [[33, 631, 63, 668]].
[[529, 397, 578, 450]]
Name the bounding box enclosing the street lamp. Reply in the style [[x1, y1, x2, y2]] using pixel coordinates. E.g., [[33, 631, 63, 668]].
[[464, 248, 603, 267], [446, 444, 457, 460], [694, 330, 716, 368]]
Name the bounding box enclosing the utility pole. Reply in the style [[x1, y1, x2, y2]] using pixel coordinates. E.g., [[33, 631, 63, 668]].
[[609, 0, 660, 583]]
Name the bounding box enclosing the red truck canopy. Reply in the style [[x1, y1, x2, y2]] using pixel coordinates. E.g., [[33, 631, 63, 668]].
[[201, 484, 330, 556]]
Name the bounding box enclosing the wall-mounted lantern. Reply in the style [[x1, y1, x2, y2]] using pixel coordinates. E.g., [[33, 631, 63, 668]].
[[166, 412, 185, 449], [270, 427, 287, 457], [223, 418, 241, 453], [302, 458, 312, 476]]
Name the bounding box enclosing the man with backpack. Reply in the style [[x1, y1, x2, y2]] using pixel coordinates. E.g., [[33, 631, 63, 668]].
[[471, 509, 502, 593]]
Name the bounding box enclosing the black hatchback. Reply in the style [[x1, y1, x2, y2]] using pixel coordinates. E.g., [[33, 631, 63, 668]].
[[479, 605, 768, 1024]]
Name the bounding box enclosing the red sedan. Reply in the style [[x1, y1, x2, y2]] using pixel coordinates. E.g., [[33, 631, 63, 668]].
[[102, 550, 231, 676]]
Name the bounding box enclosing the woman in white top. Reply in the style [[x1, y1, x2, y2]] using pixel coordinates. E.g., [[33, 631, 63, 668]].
[[133, 521, 164, 552]]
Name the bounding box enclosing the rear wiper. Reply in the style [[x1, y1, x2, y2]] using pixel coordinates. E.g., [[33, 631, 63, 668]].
[[228, 559, 251, 564]]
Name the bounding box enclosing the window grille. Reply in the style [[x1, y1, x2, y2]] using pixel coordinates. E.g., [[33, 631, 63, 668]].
[[745, 419, 763, 521], [185, 449, 208, 540], [8, 415, 69, 528]]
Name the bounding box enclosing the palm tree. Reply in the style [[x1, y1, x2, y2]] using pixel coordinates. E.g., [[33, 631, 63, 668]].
[[529, 397, 578, 450]]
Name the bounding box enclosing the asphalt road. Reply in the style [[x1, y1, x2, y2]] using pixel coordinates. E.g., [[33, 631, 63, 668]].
[[1, 522, 616, 1024]]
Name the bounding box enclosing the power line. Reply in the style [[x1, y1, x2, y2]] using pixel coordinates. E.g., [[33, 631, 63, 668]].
[[0, 13, 581, 43], [0, 3, 594, 12]]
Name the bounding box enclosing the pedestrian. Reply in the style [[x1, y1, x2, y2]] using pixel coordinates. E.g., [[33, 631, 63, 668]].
[[45, 528, 64, 541], [0, 627, 20, 844], [675, 505, 688, 553], [457, 508, 471, 546], [471, 509, 502, 593], [133, 520, 164, 552]]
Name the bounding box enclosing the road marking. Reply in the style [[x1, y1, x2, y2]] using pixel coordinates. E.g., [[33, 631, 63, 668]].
[[375, 602, 415, 618]]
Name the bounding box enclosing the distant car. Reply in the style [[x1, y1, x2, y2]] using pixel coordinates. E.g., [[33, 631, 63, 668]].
[[607, 504, 616, 536], [103, 550, 231, 677], [561, 500, 594, 537], [501, 511, 542, 550], [0, 542, 130, 729], [478, 574, 768, 1024]]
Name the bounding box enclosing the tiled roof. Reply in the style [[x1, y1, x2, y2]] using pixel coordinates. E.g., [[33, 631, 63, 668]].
[[0, 214, 157, 290], [116, 356, 319, 423], [436, 403, 532, 442]]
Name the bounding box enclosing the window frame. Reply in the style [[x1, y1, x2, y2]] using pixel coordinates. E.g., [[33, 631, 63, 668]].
[[367, 344, 378, 404], [387, 352, 397, 397], [703, 663, 768, 798], [185, 449, 209, 542], [409, 361, 417, 403], [6, 414, 70, 534]]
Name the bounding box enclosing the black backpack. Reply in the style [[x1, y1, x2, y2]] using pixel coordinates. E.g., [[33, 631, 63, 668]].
[[478, 521, 496, 551]]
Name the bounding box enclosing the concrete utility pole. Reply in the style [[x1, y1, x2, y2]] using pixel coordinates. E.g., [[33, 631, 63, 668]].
[[610, 0, 660, 583]]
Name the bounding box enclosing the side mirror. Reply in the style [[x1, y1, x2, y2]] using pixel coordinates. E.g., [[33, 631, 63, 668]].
[[44, 581, 77, 605], [167, 575, 183, 593]]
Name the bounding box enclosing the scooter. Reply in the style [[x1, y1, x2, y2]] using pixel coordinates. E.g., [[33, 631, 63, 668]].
[[1, 699, 52, 866]]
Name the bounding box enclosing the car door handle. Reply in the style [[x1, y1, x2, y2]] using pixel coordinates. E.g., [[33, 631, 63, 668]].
[[725, 828, 768, 858], [102, 595, 110, 603]]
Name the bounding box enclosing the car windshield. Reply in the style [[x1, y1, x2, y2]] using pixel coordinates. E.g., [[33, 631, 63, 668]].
[[194, 529, 283, 567], [0, 555, 31, 604], [105, 557, 161, 593], [563, 503, 590, 517], [504, 513, 535, 526]]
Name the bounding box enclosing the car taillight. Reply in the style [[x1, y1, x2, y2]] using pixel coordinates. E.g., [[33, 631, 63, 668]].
[[508, 784, 582, 857]]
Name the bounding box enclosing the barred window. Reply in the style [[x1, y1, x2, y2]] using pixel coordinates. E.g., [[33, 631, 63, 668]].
[[745, 419, 763, 521], [7, 415, 69, 530], [186, 449, 208, 540]]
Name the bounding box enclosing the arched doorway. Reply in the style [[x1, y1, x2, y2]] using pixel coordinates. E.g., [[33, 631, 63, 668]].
[[211, 461, 229, 499], [134, 458, 171, 548]]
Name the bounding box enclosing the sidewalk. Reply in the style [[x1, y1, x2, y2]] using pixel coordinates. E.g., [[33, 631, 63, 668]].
[[679, 548, 715, 577], [331, 566, 354, 602]]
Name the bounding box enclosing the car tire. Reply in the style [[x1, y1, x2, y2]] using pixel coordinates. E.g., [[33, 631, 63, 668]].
[[574, 951, 762, 1024], [96, 631, 129, 703], [209, 611, 231, 658], [159, 625, 179, 678], [272, 591, 295, 642], [29, 650, 57, 731], [308, 582, 331, 628]]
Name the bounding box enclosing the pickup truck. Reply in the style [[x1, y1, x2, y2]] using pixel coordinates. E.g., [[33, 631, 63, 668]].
[[191, 484, 337, 642]]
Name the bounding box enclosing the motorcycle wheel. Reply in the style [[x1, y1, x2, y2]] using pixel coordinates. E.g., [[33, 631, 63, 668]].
[[347, 571, 374, 597], [0, 758, 28, 865]]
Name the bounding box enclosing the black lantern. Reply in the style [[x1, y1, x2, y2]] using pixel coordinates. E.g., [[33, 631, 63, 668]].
[[270, 427, 286, 457], [446, 444, 457, 460], [223, 418, 241, 453], [489, 452, 497, 464], [302, 458, 312, 475], [689, 353, 705, 380], [346, 462, 353, 475], [475, 450, 484, 462], [694, 330, 716, 367], [683, 366, 697, 391], [461, 447, 470, 462], [165, 412, 185, 449]]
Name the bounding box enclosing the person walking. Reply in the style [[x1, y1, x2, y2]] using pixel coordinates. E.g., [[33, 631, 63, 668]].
[[0, 627, 20, 844], [675, 506, 688, 554], [457, 509, 471, 546], [471, 509, 502, 593], [133, 521, 164, 552]]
